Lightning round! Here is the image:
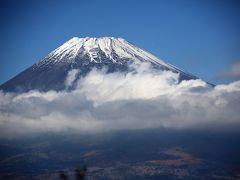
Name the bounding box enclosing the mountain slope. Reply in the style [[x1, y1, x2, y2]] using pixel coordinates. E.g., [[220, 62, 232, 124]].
[[0, 37, 197, 92]]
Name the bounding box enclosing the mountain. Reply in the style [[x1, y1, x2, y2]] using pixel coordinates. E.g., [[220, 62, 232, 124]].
[[0, 37, 198, 92]]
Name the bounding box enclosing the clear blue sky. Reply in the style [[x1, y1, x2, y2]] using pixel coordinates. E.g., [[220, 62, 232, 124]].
[[0, 0, 239, 84]]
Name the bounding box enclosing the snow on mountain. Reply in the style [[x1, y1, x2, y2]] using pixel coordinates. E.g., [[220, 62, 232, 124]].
[[38, 37, 172, 67], [0, 37, 198, 92]]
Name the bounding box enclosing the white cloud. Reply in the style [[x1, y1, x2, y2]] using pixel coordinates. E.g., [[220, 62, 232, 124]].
[[0, 62, 240, 137], [64, 69, 79, 88]]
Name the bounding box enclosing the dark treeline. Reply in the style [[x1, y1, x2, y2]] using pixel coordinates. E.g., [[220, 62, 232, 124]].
[[59, 166, 87, 180]]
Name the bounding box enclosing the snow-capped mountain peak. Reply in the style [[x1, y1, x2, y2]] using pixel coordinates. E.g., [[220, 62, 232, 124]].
[[39, 37, 173, 69], [0, 37, 198, 92]]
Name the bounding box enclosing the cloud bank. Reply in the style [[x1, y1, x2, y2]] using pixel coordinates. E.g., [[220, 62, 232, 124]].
[[0, 63, 240, 137]]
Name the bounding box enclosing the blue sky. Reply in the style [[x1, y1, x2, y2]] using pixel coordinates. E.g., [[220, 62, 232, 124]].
[[0, 0, 239, 84]]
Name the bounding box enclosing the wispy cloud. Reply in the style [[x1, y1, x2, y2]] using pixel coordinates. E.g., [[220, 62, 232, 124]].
[[216, 62, 240, 80], [0, 63, 240, 138], [64, 69, 80, 88]]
